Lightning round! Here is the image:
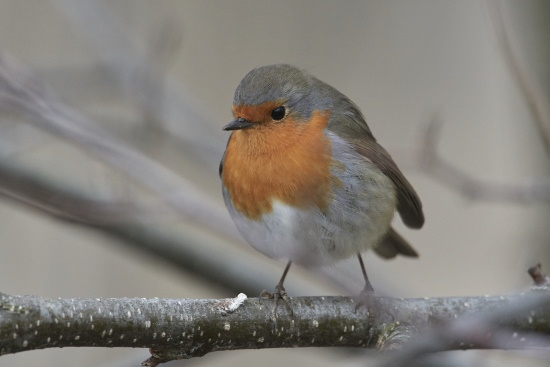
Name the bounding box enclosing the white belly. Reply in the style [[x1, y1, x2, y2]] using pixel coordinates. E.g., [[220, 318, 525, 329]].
[[222, 133, 397, 267]]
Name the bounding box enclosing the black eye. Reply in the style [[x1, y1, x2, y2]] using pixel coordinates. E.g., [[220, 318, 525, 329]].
[[270, 106, 286, 121]]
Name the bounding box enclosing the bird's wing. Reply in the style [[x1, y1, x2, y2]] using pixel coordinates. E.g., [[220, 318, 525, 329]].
[[326, 100, 424, 229], [352, 137, 424, 229]]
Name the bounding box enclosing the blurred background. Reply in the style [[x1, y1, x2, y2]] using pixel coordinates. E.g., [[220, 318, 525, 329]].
[[0, 0, 549, 366]]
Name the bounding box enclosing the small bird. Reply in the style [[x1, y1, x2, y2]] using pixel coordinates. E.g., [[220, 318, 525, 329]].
[[220, 64, 424, 306]]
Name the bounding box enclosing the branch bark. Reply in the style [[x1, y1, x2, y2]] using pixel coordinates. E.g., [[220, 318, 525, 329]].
[[1, 291, 549, 366]]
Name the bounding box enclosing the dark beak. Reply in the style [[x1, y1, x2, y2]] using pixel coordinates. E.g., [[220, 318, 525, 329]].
[[223, 118, 254, 131]]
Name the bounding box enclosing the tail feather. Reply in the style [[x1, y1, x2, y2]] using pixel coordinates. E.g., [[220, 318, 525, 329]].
[[373, 227, 419, 259]]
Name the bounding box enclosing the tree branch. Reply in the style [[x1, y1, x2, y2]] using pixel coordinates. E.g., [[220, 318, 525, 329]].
[[1, 291, 549, 366]]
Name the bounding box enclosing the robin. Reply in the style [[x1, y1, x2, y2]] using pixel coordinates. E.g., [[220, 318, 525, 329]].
[[220, 64, 424, 308]]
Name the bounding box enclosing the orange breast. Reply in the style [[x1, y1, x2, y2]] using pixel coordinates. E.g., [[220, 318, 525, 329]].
[[223, 110, 335, 220]]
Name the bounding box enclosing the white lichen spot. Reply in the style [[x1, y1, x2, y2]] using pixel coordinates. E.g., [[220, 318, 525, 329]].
[[109, 311, 113, 317], [101, 330, 106, 338], [351, 325, 355, 331], [208, 338, 211, 342], [513, 332, 518, 339], [215, 293, 248, 315], [36, 320, 40, 327], [312, 320, 319, 328], [133, 338, 137, 343], [127, 311, 132, 318], [91, 324, 95, 330], [66, 322, 71, 327], [34, 330, 38, 336], [200, 331, 204, 336], [12, 333, 17, 339], [253, 330, 256, 336], [89, 315, 93, 322], [120, 335, 124, 340], [344, 326, 347, 332], [520, 337, 526, 342], [198, 326, 200, 331], [108, 328, 113, 336], [75, 336, 80, 341], [277, 332, 281, 337], [257, 337, 264, 343], [161, 332, 166, 338], [145, 320, 151, 328], [54, 318, 58, 324], [459, 342, 464, 347], [281, 326, 284, 331], [218, 332, 221, 337], [170, 315, 173, 322], [529, 317, 533, 324], [180, 314, 184, 321], [47, 337, 51, 343], [59, 335, 63, 340], [182, 332, 186, 337], [224, 322, 231, 331], [61, 313, 65, 319], [153, 333, 157, 339], [453, 314, 458, 319], [311, 338, 315, 343], [22, 340, 28, 348], [28, 323, 33, 329], [464, 302, 470, 308], [137, 308, 141, 315], [98, 308, 102, 314]]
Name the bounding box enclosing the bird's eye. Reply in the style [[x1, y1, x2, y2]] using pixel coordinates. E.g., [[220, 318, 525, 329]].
[[270, 106, 286, 121]]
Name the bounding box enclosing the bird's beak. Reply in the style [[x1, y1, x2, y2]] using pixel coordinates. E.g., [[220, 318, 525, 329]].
[[223, 118, 254, 131]]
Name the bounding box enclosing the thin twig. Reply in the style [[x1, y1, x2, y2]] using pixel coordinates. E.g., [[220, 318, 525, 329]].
[[0, 53, 238, 241], [486, 0, 550, 153], [416, 119, 550, 204]]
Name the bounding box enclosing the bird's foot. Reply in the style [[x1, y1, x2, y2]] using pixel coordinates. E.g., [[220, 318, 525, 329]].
[[354, 283, 378, 318], [260, 282, 293, 319]]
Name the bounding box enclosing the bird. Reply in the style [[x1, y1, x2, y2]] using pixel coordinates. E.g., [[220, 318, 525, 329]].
[[219, 64, 424, 308]]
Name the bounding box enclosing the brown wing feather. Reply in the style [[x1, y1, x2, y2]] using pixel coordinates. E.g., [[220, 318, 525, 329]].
[[352, 138, 424, 229]]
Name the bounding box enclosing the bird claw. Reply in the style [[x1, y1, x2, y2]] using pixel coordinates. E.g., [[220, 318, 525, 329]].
[[259, 283, 293, 318], [354, 284, 377, 315]]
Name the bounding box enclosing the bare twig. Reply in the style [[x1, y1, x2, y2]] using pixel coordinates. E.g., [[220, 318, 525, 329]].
[[1, 291, 549, 366], [0, 53, 237, 241], [416, 119, 550, 204], [54, 0, 223, 164], [529, 263, 550, 287], [486, 0, 550, 153]]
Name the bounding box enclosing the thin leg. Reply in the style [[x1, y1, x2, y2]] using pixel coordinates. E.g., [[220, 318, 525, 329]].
[[260, 260, 293, 318], [358, 254, 374, 292], [355, 254, 376, 313], [278, 260, 292, 287]]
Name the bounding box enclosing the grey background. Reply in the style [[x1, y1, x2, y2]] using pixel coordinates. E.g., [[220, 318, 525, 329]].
[[0, 1, 549, 366]]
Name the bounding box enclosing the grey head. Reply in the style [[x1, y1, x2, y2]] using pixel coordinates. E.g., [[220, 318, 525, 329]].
[[233, 64, 335, 121], [232, 64, 372, 137]]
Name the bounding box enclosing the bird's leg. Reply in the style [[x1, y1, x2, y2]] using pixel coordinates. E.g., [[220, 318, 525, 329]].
[[260, 260, 293, 317], [355, 253, 376, 312]]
